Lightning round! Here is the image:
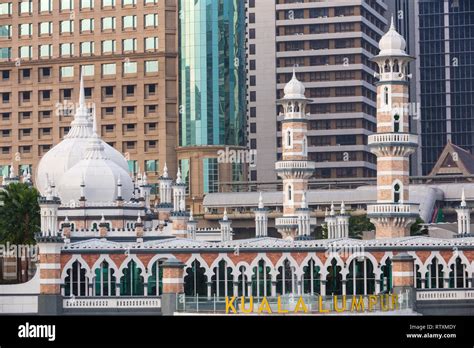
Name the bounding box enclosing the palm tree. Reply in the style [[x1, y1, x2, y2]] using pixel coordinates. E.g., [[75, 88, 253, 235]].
[[0, 183, 40, 283]]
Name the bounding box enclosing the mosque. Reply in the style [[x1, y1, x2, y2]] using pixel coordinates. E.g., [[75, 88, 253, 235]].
[[2, 19, 474, 316]]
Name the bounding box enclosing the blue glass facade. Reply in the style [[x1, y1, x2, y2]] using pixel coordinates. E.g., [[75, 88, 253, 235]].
[[178, 0, 246, 147], [419, 0, 474, 174]]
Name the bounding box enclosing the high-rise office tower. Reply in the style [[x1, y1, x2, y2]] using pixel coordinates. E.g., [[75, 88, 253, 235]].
[[247, 0, 388, 182], [178, 0, 247, 211], [384, 0, 474, 177], [0, 0, 178, 191], [413, 0, 474, 175]]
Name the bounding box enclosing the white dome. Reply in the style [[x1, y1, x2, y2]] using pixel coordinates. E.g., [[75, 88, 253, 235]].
[[36, 74, 129, 195], [283, 69, 306, 99], [378, 17, 408, 56], [57, 134, 133, 203]]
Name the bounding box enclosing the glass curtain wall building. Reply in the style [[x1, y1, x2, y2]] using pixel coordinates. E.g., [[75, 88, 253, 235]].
[[179, 0, 246, 147], [417, 0, 474, 175], [178, 0, 247, 209]]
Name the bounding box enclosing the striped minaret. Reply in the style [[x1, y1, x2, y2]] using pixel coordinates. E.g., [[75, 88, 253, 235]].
[[36, 181, 64, 314], [275, 69, 316, 240], [367, 17, 419, 239]]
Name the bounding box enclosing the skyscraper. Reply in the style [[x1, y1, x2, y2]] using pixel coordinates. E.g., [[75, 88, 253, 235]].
[[247, 0, 388, 182], [414, 0, 474, 175], [0, 0, 178, 191], [178, 0, 247, 211]]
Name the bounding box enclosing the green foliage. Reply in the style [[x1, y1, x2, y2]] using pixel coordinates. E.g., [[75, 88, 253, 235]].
[[0, 183, 40, 245], [349, 215, 375, 239], [410, 217, 427, 236]]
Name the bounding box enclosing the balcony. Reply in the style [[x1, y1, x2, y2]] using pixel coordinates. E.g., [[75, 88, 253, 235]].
[[368, 133, 418, 147], [275, 161, 316, 171], [367, 203, 419, 217], [275, 217, 317, 227]]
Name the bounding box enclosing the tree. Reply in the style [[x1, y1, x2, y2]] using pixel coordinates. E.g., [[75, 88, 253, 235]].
[[0, 183, 41, 283], [349, 215, 375, 240], [411, 218, 427, 236]]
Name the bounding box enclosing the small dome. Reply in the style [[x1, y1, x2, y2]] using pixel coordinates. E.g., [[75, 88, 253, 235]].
[[57, 134, 133, 203], [283, 69, 306, 99], [378, 17, 407, 56]]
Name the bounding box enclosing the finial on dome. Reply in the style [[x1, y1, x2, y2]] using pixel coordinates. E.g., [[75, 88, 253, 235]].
[[258, 192, 264, 209], [142, 172, 148, 185], [341, 201, 346, 214], [64, 215, 69, 223], [325, 208, 329, 217], [163, 163, 169, 178], [79, 66, 85, 108], [330, 202, 335, 216], [91, 103, 98, 136], [390, 15, 395, 30], [461, 188, 467, 208], [100, 214, 105, 223], [223, 208, 228, 221], [136, 212, 142, 224], [292, 66, 297, 80], [189, 207, 194, 221], [176, 167, 182, 184]]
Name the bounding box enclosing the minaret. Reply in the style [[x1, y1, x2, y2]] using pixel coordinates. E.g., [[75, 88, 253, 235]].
[[296, 192, 312, 239], [254, 192, 269, 238], [187, 208, 197, 240], [139, 172, 152, 209], [325, 203, 337, 239], [456, 188, 471, 236], [157, 163, 173, 221], [38, 181, 61, 238], [220, 208, 232, 242], [172, 167, 187, 212], [275, 69, 316, 240], [367, 17, 419, 239], [336, 202, 350, 239]]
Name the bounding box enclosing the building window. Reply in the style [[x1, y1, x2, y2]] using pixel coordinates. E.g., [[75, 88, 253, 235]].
[[60, 0, 74, 10], [19, 1, 33, 14], [102, 17, 116, 31], [123, 62, 137, 74], [203, 158, 219, 194], [0, 3, 13, 15], [19, 23, 32, 37], [81, 64, 95, 76], [60, 43, 74, 57], [122, 38, 137, 53], [80, 19, 94, 32], [145, 160, 159, 173], [102, 40, 116, 54], [80, 0, 94, 9], [102, 0, 115, 7], [40, 0, 52, 12], [19, 46, 32, 59], [39, 44, 53, 58], [60, 66, 74, 78], [60, 20, 74, 34], [123, 0, 136, 6], [122, 15, 137, 30], [39, 22, 52, 35], [145, 37, 158, 51], [80, 42, 94, 56], [393, 182, 402, 203], [144, 14, 158, 28], [102, 63, 116, 75], [145, 61, 159, 73]]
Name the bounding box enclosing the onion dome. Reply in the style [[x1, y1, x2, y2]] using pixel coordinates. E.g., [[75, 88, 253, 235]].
[[283, 68, 306, 100], [378, 16, 408, 57], [36, 72, 129, 195], [57, 132, 133, 204]]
